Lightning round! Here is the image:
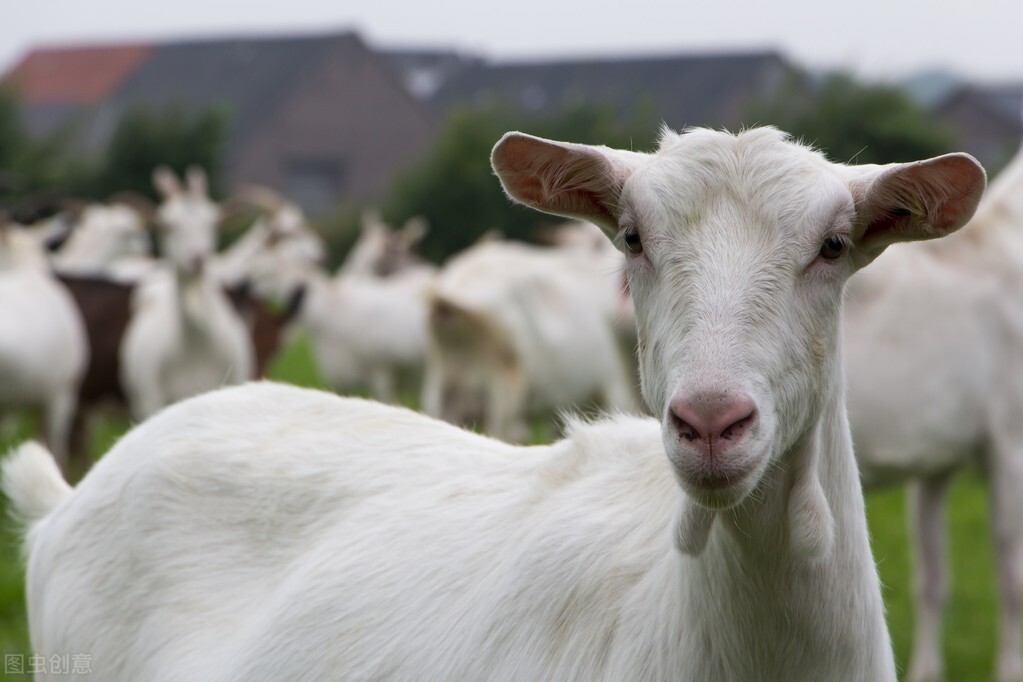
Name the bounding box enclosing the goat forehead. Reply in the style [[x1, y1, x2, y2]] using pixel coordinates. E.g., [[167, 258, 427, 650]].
[[628, 129, 845, 245]]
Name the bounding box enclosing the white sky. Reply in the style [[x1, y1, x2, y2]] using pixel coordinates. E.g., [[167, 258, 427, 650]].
[[3, 0, 1022, 83]]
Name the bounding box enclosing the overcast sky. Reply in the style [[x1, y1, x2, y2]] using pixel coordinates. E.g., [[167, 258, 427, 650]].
[[4, 0, 1022, 83]]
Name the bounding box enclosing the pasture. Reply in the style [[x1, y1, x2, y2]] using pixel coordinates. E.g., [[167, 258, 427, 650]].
[[0, 335, 1000, 679]]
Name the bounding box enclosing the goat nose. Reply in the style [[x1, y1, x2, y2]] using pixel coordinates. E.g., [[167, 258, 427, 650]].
[[669, 393, 757, 445]]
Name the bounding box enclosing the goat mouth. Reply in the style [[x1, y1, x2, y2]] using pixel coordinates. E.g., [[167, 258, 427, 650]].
[[690, 467, 752, 491], [691, 470, 748, 490]]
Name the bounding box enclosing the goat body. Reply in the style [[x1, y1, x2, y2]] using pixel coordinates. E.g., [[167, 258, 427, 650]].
[[0, 257, 87, 465]]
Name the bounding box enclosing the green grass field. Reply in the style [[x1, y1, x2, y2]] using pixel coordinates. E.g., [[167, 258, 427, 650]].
[[0, 337, 1002, 679]]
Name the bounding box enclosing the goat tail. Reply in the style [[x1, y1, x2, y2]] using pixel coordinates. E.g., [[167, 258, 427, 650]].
[[2, 441, 72, 535]]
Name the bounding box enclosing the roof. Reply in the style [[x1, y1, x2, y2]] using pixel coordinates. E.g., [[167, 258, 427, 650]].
[[935, 83, 1023, 129], [5, 44, 151, 104], [8, 32, 372, 154], [108, 33, 358, 145], [429, 51, 794, 129]]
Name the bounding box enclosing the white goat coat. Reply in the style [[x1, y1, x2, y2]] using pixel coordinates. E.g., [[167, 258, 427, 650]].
[[845, 243, 1004, 482], [428, 239, 636, 430], [0, 238, 87, 463], [314, 268, 433, 391], [14, 381, 888, 682], [120, 269, 254, 419], [842, 143, 1023, 682]]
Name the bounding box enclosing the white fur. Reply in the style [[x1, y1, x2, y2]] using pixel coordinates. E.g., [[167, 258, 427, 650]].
[[0, 228, 88, 466], [212, 199, 325, 286], [120, 167, 254, 419], [338, 209, 429, 277], [846, 141, 1023, 682], [252, 251, 434, 402], [4, 127, 987, 681], [51, 203, 152, 278], [423, 237, 638, 441]]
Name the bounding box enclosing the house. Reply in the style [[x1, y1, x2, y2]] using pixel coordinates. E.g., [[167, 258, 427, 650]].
[[931, 84, 1023, 175], [4, 32, 438, 210], [425, 51, 798, 131]]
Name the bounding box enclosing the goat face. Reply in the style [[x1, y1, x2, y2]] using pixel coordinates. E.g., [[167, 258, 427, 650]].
[[153, 165, 220, 273], [493, 126, 985, 510], [621, 129, 858, 508]]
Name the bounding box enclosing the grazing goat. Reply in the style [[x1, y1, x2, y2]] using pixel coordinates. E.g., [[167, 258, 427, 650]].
[[120, 166, 254, 419], [0, 224, 87, 468], [846, 140, 1023, 682], [3, 127, 986, 681]]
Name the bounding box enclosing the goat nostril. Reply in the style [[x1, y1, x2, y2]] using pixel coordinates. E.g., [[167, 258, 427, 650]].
[[669, 394, 757, 445], [676, 420, 700, 442], [721, 413, 755, 440]]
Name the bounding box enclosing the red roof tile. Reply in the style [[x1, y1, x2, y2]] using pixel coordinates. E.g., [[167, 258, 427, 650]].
[[5, 44, 152, 104]]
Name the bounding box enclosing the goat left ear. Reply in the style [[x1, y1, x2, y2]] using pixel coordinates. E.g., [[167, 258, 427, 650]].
[[847, 153, 986, 260], [492, 132, 647, 235], [153, 166, 182, 200]]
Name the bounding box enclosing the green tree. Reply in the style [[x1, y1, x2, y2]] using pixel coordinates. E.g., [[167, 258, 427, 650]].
[[0, 89, 79, 219], [747, 72, 957, 165], [0, 94, 228, 219], [384, 102, 658, 262], [92, 105, 228, 200]]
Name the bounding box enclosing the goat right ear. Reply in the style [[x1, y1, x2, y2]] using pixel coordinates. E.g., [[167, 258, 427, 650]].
[[845, 153, 986, 261], [153, 166, 182, 200], [492, 132, 647, 235]]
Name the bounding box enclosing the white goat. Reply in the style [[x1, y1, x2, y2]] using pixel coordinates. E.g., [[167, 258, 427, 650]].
[[338, 209, 430, 277], [252, 250, 434, 402], [0, 223, 87, 467], [845, 140, 1023, 682], [212, 188, 326, 286], [3, 127, 987, 681], [423, 236, 637, 441], [120, 166, 254, 419], [51, 203, 152, 278]]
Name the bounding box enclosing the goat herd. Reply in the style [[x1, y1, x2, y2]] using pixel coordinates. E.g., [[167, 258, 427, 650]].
[[1, 125, 1022, 681]]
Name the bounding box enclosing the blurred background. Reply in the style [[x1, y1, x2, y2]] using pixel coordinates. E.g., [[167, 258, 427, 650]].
[[2, 0, 1021, 261], [2, 1, 1022, 679]]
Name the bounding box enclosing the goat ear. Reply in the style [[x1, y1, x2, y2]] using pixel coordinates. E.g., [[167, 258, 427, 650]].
[[186, 165, 209, 198], [153, 166, 182, 199], [492, 132, 646, 235], [360, 208, 387, 234], [846, 153, 986, 261], [399, 216, 428, 248]]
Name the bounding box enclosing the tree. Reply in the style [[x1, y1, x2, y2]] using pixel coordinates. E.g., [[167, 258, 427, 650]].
[[383, 102, 658, 262], [747, 72, 957, 165], [0, 89, 80, 220], [0, 94, 229, 220], [92, 105, 228, 200]]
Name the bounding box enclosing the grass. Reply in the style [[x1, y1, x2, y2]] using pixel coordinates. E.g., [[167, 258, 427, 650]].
[[0, 336, 1004, 678]]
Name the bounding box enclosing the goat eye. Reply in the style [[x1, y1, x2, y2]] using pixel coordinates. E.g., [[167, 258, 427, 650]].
[[818, 235, 847, 260], [623, 227, 643, 255]]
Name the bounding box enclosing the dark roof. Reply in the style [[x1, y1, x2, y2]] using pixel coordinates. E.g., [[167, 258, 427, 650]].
[[429, 51, 795, 129], [379, 48, 484, 99], [106, 33, 361, 147], [934, 84, 1023, 130], [982, 84, 1023, 126]]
